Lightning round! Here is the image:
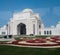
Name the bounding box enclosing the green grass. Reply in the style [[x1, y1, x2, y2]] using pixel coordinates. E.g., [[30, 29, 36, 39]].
[[0, 45, 60, 55]]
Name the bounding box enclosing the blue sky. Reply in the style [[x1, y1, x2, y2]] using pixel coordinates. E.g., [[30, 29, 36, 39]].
[[0, 0, 60, 27]]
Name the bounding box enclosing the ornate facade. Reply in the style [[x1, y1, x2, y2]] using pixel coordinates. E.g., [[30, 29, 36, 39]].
[[0, 9, 60, 36]]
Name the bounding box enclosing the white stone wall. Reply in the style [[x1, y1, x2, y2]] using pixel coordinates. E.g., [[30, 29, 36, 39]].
[[9, 18, 40, 35], [0, 9, 60, 36], [0, 29, 7, 35], [9, 9, 42, 35]]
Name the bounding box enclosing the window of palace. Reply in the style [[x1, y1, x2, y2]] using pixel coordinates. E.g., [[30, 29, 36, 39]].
[[44, 30, 52, 35], [33, 24, 35, 34], [39, 25, 41, 28], [44, 31, 46, 35], [39, 31, 41, 34], [47, 31, 49, 35], [2, 32, 6, 35], [50, 30, 52, 35]]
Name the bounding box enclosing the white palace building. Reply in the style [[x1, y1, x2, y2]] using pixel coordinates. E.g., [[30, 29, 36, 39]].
[[0, 9, 60, 36]]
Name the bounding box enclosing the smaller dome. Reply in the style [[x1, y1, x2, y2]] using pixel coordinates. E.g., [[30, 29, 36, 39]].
[[56, 22, 60, 28], [51, 26, 55, 28], [41, 24, 44, 28], [22, 9, 33, 13], [58, 21, 60, 24]]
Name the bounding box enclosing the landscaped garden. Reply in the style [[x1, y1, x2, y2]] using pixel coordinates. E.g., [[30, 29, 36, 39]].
[[0, 36, 60, 47], [0, 36, 60, 55]]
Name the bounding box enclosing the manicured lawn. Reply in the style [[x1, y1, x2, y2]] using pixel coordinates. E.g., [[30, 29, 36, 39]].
[[0, 45, 60, 55]]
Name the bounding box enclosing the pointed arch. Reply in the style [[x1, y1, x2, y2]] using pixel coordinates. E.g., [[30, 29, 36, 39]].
[[17, 23, 26, 35]]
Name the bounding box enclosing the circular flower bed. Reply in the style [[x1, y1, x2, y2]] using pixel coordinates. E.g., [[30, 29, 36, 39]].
[[1, 36, 60, 47]]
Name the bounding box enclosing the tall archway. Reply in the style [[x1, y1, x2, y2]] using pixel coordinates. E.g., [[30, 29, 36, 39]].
[[17, 23, 26, 35]]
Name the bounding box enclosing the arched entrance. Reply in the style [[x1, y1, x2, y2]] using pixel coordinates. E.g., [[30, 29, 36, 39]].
[[17, 23, 26, 35]]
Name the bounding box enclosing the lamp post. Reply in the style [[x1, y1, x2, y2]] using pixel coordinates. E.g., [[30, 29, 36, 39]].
[[6, 24, 8, 38]]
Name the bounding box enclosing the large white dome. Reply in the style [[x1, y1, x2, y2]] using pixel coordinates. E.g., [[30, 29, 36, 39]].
[[22, 9, 33, 13]]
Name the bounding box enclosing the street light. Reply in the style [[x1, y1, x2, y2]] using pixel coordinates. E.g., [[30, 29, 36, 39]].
[[6, 23, 8, 38]]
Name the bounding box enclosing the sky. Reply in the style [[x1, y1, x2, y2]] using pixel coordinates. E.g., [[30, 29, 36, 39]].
[[0, 0, 60, 27]]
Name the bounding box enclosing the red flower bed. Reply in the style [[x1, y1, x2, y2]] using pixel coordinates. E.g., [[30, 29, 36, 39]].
[[55, 41, 60, 44], [11, 40, 20, 44], [15, 43, 59, 46], [49, 39, 56, 42], [1, 37, 60, 47], [26, 38, 46, 43], [0, 42, 4, 44], [26, 40, 35, 43], [49, 36, 60, 43], [50, 36, 60, 40]]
